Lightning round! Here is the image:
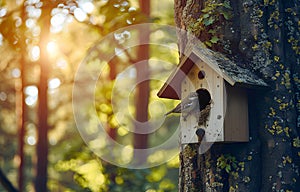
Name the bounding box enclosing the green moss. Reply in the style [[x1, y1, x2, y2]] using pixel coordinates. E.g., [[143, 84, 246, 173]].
[[247, 155, 253, 161], [268, 9, 280, 29], [283, 71, 292, 89], [229, 185, 238, 192], [238, 162, 245, 171], [257, 9, 264, 18], [243, 176, 251, 183], [268, 107, 276, 117], [292, 137, 300, 148], [183, 145, 197, 159], [284, 127, 290, 137], [263, 41, 273, 50], [274, 55, 280, 62], [279, 103, 289, 110], [282, 156, 292, 166]]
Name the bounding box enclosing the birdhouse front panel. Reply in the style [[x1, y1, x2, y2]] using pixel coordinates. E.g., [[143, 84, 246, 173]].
[[180, 61, 224, 143]]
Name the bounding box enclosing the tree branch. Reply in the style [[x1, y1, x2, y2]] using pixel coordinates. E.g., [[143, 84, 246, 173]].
[[0, 168, 18, 192]]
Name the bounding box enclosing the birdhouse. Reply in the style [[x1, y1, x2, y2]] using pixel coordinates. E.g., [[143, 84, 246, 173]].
[[158, 43, 267, 143]]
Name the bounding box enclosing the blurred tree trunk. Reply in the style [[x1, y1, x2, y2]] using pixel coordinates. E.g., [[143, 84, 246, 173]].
[[35, 2, 52, 191], [133, 0, 150, 164], [175, 0, 300, 191], [108, 57, 118, 140], [16, 42, 26, 192], [17, 4, 27, 192]]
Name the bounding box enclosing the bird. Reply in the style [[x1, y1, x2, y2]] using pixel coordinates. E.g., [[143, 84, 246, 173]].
[[165, 88, 212, 123], [165, 91, 199, 120]]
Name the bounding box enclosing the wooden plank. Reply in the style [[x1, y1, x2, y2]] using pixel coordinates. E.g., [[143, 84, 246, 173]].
[[224, 83, 249, 142], [181, 69, 196, 143], [192, 46, 236, 86]]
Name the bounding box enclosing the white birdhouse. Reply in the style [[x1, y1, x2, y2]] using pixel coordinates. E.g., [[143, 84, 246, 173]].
[[158, 42, 267, 143]]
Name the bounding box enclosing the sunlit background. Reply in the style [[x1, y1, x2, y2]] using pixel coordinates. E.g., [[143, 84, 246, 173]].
[[0, 0, 182, 191]]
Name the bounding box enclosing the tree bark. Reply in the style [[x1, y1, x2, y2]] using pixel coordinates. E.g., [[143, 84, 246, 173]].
[[175, 0, 300, 191]]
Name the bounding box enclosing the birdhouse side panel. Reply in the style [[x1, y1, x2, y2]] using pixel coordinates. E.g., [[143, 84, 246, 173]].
[[224, 83, 249, 142]]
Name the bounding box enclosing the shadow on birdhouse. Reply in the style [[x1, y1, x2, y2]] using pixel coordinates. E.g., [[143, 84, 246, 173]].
[[158, 42, 267, 143]]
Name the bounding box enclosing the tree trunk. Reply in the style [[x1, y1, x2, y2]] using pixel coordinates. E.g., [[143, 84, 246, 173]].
[[133, 0, 151, 164], [35, 2, 52, 191], [17, 4, 27, 192], [175, 0, 300, 191], [107, 56, 118, 140], [16, 44, 26, 192]]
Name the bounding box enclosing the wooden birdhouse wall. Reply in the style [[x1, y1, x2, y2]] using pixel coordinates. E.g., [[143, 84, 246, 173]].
[[180, 61, 225, 143], [223, 83, 249, 142]]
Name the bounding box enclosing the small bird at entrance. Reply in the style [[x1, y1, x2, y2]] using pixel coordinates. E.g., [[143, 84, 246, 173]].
[[165, 91, 199, 120], [165, 88, 212, 122]]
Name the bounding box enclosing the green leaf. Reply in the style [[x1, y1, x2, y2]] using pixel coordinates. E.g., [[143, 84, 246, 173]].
[[203, 17, 215, 26], [205, 41, 212, 47], [222, 11, 232, 20], [208, 29, 216, 34], [201, 7, 212, 13], [232, 162, 238, 169], [225, 165, 231, 173], [203, 13, 210, 19], [210, 36, 219, 44], [223, 1, 232, 9]]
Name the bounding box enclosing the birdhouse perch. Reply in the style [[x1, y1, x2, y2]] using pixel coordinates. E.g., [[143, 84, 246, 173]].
[[158, 42, 267, 143]]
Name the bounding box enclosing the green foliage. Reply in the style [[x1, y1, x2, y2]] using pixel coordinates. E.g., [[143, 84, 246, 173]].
[[56, 153, 107, 191], [293, 137, 300, 148], [217, 154, 237, 174], [56, 153, 178, 191], [99, 0, 146, 35], [104, 165, 177, 192], [188, 0, 233, 47]]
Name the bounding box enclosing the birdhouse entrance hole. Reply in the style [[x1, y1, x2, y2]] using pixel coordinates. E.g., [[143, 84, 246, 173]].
[[197, 70, 206, 80], [196, 88, 211, 111]]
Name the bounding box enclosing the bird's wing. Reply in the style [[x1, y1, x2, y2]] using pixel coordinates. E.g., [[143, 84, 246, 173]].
[[181, 102, 193, 111], [181, 95, 198, 112], [165, 92, 199, 116]]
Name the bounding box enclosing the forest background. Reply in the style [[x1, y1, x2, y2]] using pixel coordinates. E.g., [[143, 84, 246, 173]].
[[0, 0, 180, 191]]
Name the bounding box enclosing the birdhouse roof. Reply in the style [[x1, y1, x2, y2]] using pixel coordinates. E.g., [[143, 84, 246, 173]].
[[157, 42, 268, 100]]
